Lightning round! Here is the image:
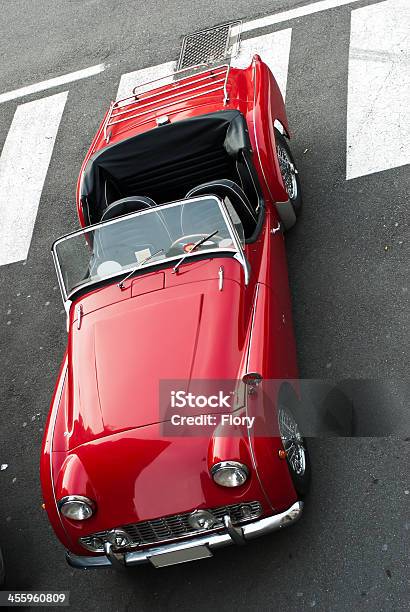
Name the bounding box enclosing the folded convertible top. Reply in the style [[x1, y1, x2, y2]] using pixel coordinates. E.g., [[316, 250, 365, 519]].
[[81, 110, 252, 222]]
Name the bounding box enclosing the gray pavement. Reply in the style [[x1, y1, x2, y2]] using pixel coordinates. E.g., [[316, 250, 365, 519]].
[[0, 1, 409, 610]]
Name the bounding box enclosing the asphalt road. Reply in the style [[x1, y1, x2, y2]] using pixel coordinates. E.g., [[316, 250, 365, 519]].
[[0, 1, 409, 611]]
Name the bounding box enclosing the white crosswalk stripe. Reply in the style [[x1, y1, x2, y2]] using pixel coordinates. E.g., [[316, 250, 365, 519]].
[[346, 0, 410, 180], [231, 0, 365, 35], [0, 64, 105, 105], [116, 30, 292, 104], [116, 62, 175, 102], [231, 29, 292, 100], [0, 1, 408, 268], [0, 92, 68, 266]]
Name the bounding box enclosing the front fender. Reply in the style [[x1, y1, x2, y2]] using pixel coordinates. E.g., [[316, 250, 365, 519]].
[[247, 423, 298, 512], [40, 355, 78, 552]]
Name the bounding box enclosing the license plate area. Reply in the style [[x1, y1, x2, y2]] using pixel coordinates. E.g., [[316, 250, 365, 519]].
[[148, 545, 212, 568]]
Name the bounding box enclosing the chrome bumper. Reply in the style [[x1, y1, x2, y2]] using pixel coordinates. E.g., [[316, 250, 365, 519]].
[[66, 501, 303, 569]]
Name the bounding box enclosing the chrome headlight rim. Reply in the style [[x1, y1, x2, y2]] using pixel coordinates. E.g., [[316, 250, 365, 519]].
[[57, 495, 96, 521], [210, 460, 250, 487]]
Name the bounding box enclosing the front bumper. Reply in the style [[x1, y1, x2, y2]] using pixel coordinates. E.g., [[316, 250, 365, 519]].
[[66, 501, 303, 569]]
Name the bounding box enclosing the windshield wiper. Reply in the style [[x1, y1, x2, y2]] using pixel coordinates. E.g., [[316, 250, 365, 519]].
[[117, 248, 164, 289], [172, 230, 218, 275]]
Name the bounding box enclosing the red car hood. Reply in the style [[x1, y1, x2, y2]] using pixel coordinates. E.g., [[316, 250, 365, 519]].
[[55, 424, 273, 539], [65, 263, 248, 450]]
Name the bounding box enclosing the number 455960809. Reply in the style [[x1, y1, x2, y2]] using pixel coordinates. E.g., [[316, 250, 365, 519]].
[[2, 592, 68, 607]]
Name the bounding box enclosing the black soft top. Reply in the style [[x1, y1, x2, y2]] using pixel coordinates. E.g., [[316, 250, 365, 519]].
[[80, 110, 253, 223]]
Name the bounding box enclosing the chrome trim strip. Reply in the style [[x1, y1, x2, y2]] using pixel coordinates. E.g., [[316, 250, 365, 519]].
[[217, 200, 250, 285], [233, 252, 250, 285], [245, 282, 260, 375], [49, 357, 69, 536], [66, 502, 303, 569], [242, 283, 275, 511]]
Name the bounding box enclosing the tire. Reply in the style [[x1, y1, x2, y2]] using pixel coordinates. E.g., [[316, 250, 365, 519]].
[[274, 128, 303, 217], [278, 404, 311, 497]]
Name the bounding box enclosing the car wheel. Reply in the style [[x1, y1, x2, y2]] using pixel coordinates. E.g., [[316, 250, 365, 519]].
[[278, 404, 311, 497], [275, 129, 303, 217]]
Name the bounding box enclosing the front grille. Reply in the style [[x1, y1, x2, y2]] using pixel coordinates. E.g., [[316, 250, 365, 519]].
[[80, 501, 262, 552], [177, 22, 242, 70]]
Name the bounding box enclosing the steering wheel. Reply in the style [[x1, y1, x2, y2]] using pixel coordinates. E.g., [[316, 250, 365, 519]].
[[166, 233, 222, 257]]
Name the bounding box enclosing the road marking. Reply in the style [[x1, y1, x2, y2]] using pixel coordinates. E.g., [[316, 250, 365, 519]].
[[116, 62, 175, 101], [0, 92, 68, 266], [232, 0, 366, 34], [232, 29, 292, 100], [116, 31, 292, 103], [0, 2, 365, 106], [346, 0, 410, 179], [0, 64, 105, 105], [0, 1, 396, 268]]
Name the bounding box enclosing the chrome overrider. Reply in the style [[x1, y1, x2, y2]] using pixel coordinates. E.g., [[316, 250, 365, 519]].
[[66, 501, 303, 569]]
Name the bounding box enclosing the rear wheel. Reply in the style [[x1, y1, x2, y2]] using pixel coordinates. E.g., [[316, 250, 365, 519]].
[[278, 404, 311, 497], [275, 128, 303, 217]]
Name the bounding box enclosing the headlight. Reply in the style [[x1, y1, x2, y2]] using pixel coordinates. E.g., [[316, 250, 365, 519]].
[[210, 461, 249, 487], [57, 495, 95, 520]]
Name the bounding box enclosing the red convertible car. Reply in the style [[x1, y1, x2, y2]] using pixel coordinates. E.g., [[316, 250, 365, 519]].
[[41, 56, 310, 569]]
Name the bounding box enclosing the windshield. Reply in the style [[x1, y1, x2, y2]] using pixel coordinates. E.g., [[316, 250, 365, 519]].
[[53, 196, 244, 300]]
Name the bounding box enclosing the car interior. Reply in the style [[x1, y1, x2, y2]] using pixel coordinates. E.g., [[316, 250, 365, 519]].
[[80, 110, 264, 242]]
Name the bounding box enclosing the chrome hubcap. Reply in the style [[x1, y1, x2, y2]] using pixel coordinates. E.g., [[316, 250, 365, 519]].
[[276, 143, 298, 200], [278, 407, 306, 476]]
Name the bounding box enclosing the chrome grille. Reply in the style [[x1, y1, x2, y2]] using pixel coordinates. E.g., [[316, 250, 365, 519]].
[[80, 501, 262, 552], [177, 22, 242, 70]]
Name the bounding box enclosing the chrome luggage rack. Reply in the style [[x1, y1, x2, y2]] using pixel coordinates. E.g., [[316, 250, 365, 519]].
[[103, 63, 232, 142]]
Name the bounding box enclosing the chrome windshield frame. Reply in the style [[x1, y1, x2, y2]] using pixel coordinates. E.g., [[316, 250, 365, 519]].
[[52, 195, 249, 304]]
